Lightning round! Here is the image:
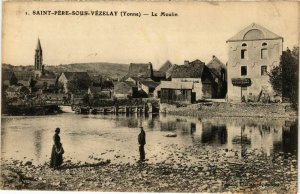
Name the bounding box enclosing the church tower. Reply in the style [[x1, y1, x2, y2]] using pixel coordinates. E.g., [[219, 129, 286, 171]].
[[34, 38, 43, 73]]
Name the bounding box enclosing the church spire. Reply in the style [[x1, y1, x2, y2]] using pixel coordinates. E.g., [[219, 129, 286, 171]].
[[34, 38, 43, 73], [36, 38, 42, 51]]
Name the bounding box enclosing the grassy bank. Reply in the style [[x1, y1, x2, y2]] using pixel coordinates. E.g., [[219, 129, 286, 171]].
[[160, 102, 298, 118]]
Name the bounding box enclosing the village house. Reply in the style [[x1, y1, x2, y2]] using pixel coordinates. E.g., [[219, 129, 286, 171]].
[[206, 56, 227, 98], [125, 77, 160, 97], [226, 23, 283, 102], [113, 81, 137, 99], [156, 81, 195, 104], [88, 86, 111, 99], [159, 59, 217, 101], [57, 72, 91, 94]]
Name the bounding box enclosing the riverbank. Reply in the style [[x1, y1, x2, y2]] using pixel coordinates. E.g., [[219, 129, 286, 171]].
[[160, 102, 298, 118], [1, 145, 297, 192]]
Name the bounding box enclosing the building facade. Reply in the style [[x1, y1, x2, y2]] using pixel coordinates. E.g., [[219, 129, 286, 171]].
[[226, 23, 283, 102]]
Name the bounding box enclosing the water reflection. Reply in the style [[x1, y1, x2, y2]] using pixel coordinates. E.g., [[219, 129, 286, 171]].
[[1, 113, 297, 165], [201, 123, 227, 145], [33, 130, 42, 161]]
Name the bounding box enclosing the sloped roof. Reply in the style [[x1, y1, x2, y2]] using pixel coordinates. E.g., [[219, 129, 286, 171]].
[[127, 63, 153, 78], [227, 23, 283, 42], [14, 71, 34, 81], [140, 80, 160, 88], [206, 56, 226, 78], [159, 60, 173, 73], [126, 76, 153, 83], [153, 70, 166, 78], [89, 86, 103, 93], [171, 59, 205, 78], [158, 81, 194, 90], [62, 72, 91, 81]]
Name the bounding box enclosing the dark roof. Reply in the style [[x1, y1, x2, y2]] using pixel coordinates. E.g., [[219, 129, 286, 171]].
[[139, 80, 160, 88], [206, 56, 226, 78], [39, 72, 56, 79], [158, 60, 173, 73], [127, 63, 153, 78], [14, 71, 34, 81], [153, 70, 166, 78], [227, 23, 283, 42], [89, 86, 103, 93], [37, 77, 56, 85], [62, 72, 91, 81], [171, 59, 206, 78]]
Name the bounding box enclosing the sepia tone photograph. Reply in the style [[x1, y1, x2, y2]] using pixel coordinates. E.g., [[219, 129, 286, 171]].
[[1, 1, 298, 193]]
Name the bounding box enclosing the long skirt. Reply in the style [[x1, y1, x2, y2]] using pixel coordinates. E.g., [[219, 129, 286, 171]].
[[139, 145, 145, 161], [50, 145, 63, 168]]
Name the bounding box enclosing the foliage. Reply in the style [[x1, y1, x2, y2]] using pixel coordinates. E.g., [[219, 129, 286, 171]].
[[269, 46, 299, 109]]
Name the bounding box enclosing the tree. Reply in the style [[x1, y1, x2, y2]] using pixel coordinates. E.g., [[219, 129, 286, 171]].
[[269, 46, 299, 109]]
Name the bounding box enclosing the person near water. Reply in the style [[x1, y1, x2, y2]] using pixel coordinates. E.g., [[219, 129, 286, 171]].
[[138, 127, 146, 161], [50, 128, 64, 169]]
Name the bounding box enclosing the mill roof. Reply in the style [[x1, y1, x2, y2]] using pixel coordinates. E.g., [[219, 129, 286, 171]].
[[227, 23, 283, 42]]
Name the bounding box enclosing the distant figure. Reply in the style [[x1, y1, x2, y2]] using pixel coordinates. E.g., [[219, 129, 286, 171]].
[[138, 127, 146, 162], [50, 128, 64, 169]]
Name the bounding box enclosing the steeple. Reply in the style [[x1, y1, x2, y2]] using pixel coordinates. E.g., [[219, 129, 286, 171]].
[[34, 38, 43, 73], [36, 38, 42, 51]]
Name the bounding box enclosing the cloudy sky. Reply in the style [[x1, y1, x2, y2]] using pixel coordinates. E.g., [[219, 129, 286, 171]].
[[2, 1, 299, 69]]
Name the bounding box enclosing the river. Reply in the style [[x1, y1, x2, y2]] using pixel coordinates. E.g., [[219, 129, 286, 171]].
[[1, 113, 297, 165]]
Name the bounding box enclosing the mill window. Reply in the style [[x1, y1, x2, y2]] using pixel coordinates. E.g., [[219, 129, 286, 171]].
[[241, 66, 247, 76], [261, 66, 267, 76], [261, 48, 268, 59]]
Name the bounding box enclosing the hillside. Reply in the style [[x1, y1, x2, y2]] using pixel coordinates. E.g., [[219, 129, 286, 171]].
[[2, 62, 129, 79]]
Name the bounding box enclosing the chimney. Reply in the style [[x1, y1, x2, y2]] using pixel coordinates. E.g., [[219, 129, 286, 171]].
[[184, 60, 189, 65], [212, 55, 215, 59]]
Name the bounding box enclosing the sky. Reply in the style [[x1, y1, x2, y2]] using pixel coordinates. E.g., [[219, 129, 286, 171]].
[[2, 1, 299, 69]]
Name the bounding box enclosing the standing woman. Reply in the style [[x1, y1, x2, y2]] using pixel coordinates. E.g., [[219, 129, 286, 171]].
[[50, 128, 64, 169]]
